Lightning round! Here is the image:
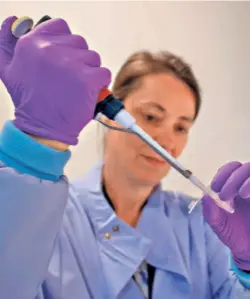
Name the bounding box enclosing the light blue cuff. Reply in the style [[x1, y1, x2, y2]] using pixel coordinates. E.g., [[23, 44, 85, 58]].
[[230, 256, 250, 289], [0, 121, 71, 181]]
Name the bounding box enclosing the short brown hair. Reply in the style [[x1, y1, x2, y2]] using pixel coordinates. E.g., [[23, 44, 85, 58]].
[[112, 51, 201, 120]]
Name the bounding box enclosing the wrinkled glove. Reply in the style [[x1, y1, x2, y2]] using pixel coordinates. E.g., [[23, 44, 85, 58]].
[[202, 161, 250, 271], [0, 16, 111, 145]]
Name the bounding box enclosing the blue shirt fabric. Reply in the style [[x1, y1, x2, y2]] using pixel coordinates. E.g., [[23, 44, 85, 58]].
[[0, 121, 250, 299]]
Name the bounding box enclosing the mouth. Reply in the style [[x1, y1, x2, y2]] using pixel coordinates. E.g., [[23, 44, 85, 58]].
[[142, 155, 167, 167]]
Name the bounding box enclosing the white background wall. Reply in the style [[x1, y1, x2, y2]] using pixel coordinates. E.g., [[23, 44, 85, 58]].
[[0, 1, 249, 198]]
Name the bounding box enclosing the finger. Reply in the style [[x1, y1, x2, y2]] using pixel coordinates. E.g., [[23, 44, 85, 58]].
[[202, 194, 222, 224], [49, 34, 88, 50], [38, 44, 110, 88], [0, 16, 18, 71], [88, 66, 112, 91], [76, 64, 111, 99], [211, 161, 242, 193], [219, 162, 250, 202], [31, 18, 72, 36], [239, 168, 250, 199], [74, 49, 101, 67], [0, 16, 18, 40]]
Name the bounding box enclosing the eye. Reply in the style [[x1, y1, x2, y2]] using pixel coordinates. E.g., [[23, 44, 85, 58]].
[[175, 124, 188, 134], [145, 114, 156, 121], [144, 113, 162, 123]]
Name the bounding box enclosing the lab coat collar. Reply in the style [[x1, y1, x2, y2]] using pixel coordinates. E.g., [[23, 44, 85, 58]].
[[136, 190, 189, 280], [76, 162, 190, 297]]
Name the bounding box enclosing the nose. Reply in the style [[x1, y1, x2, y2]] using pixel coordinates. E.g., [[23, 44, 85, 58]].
[[153, 126, 176, 156]]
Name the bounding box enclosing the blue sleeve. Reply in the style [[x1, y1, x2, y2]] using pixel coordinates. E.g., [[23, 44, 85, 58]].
[[0, 121, 71, 299], [205, 222, 250, 298], [231, 258, 250, 289]]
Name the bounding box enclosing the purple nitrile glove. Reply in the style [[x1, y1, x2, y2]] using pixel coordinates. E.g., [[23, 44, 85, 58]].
[[0, 16, 111, 145], [202, 161, 250, 271]]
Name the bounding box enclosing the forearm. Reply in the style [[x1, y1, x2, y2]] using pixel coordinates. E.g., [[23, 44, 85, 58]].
[[0, 121, 71, 299], [27, 133, 70, 151]]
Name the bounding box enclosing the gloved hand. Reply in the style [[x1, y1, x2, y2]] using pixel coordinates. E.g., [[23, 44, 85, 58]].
[[202, 161, 250, 271], [0, 16, 111, 145]]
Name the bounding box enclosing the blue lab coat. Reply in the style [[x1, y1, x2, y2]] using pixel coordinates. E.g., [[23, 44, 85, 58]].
[[0, 121, 250, 299]]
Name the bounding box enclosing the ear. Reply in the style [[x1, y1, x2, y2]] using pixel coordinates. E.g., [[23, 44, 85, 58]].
[[106, 117, 117, 127], [101, 115, 122, 130]]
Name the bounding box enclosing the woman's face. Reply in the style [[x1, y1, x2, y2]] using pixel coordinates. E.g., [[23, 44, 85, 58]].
[[104, 73, 197, 186]]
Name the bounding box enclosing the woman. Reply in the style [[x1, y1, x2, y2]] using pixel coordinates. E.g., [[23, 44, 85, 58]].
[[0, 16, 250, 299]]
